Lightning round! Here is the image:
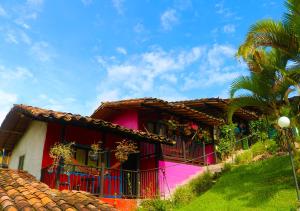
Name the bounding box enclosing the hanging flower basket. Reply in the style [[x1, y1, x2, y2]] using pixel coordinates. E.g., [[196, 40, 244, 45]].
[[47, 167, 54, 174], [88, 151, 98, 161]]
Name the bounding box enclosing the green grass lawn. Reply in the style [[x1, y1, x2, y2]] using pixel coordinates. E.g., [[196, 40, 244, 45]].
[[177, 156, 298, 211]]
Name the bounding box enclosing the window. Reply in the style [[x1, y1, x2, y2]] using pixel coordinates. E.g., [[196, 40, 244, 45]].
[[75, 148, 87, 165], [146, 122, 155, 133], [18, 155, 25, 170], [157, 124, 167, 136]]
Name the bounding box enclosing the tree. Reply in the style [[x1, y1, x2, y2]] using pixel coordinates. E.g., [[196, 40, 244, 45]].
[[229, 0, 300, 123], [228, 49, 295, 122], [237, 0, 300, 84]]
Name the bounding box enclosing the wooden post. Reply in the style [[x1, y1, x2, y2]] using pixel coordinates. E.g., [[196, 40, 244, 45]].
[[155, 143, 160, 197], [55, 158, 63, 189], [100, 162, 105, 196], [137, 169, 141, 198], [137, 142, 141, 198], [55, 125, 66, 189], [182, 138, 186, 161], [202, 141, 206, 166], [2, 149, 5, 167]]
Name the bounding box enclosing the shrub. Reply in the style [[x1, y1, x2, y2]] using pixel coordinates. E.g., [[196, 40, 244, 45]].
[[251, 141, 266, 157], [138, 198, 171, 211], [217, 138, 233, 160], [222, 163, 232, 173], [235, 150, 253, 164], [172, 185, 193, 207], [189, 171, 213, 196], [264, 139, 278, 154]]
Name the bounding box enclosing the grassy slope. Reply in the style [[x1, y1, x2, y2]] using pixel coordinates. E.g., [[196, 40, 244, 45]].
[[178, 156, 297, 211]]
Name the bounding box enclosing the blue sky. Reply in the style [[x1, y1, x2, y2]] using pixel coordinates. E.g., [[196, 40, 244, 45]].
[[0, 0, 284, 122]]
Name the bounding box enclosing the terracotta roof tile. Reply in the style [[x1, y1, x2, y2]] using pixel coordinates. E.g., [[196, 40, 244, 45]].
[[0, 104, 175, 150], [93, 97, 225, 126], [0, 169, 117, 211]]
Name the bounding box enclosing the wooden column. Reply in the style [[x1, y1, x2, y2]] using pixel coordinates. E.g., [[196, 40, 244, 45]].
[[55, 125, 66, 189]]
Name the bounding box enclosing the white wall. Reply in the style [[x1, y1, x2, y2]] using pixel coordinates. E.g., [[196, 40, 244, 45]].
[[9, 120, 47, 179]]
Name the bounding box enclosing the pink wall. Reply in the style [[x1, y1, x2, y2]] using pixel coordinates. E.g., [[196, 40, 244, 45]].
[[110, 110, 138, 130], [158, 160, 204, 198], [205, 144, 216, 165]]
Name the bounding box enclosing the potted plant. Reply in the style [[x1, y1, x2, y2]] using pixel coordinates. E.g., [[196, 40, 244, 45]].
[[49, 142, 74, 173], [88, 143, 101, 161], [114, 140, 139, 163]]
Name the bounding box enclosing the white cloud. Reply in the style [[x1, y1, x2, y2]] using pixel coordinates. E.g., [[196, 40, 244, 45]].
[[112, 0, 124, 15], [30, 41, 56, 62], [161, 9, 178, 31], [223, 24, 235, 33], [95, 46, 204, 102], [4, 30, 32, 45], [0, 65, 34, 80], [215, 2, 233, 17], [27, 0, 44, 7], [97, 89, 120, 103], [5, 32, 18, 44], [133, 23, 145, 33], [0, 5, 7, 17], [182, 44, 244, 91], [0, 91, 18, 124], [207, 44, 236, 68], [37, 94, 77, 112], [81, 0, 93, 6], [20, 31, 31, 44], [116, 47, 127, 55]]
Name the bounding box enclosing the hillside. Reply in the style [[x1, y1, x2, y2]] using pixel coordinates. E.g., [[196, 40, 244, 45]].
[[178, 156, 297, 211]]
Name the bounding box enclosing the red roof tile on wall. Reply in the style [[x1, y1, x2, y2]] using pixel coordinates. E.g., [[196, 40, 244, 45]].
[[0, 168, 117, 211]]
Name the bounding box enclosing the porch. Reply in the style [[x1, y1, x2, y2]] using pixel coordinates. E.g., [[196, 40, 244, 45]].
[[41, 163, 161, 199]]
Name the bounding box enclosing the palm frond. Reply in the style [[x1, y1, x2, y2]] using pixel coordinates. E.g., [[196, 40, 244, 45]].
[[239, 20, 298, 61], [227, 95, 271, 122]]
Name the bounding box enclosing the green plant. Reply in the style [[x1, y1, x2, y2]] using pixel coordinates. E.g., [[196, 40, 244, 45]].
[[222, 163, 232, 173], [49, 142, 74, 165], [216, 124, 236, 160], [249, 119, 269, 142], [49, 142, 74, 172], [139, 198, 171, 211], [251, 141, 266, 157], [178, 156, 296, 210], [235, 150, 253, 164], [172, 185, 193, 207], [264, 139, 279, 154], [114, 139, 139, 163], [189, 171, 213, 196]]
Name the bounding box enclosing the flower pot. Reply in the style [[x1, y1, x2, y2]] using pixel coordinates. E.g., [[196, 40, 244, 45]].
[[47, 168, 54, 174], [89, 152, 98, 161]]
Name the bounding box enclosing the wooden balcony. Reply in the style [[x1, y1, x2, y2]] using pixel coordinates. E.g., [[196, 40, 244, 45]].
[[41, 163, 160, 199]]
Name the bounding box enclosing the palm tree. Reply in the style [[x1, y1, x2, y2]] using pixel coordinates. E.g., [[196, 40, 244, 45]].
[[237, 0, 300, 84], [229, 0, 300, 122], [228, 49, 295, 122]]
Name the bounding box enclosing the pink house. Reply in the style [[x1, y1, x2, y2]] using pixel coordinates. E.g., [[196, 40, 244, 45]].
[[0, 98, 257, 199], [91, 98, 226, 197]]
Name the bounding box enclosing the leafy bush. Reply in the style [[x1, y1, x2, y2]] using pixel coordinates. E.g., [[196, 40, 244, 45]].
[[222, 163, 232, 173], [217, 138, 233, 159], [249, 119, 269, 142], [216, 124, 236, 160], [264, 139, 278, 154], [189, 171, 213, 196], [251, 141, 266, 157], [172, 171, 214, 208], [235, 139, 278, 165], [172, 185, 193, 207], [235, 150, 253, 164], [138, 198, 171, 211]]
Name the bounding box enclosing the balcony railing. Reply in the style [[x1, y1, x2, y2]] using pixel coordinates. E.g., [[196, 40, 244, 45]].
[[41, 164, 160, 198], [161, 136, 216, 165]]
